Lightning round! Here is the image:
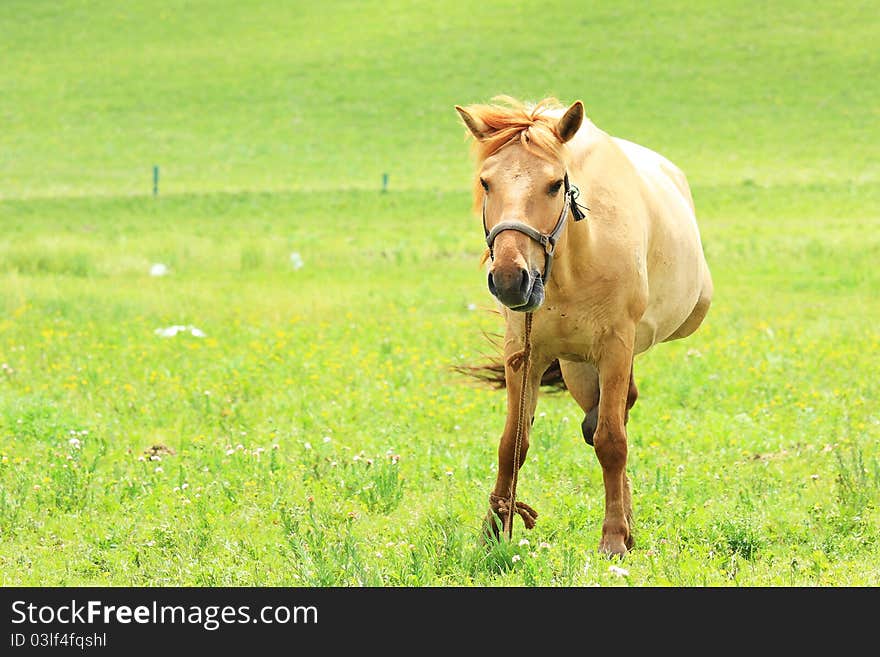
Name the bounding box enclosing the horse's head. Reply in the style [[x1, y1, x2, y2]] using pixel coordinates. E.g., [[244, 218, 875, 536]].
[[456, 97, 584, 312]]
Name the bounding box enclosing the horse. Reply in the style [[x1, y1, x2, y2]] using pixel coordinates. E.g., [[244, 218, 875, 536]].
[[455, 97, 713, 555]]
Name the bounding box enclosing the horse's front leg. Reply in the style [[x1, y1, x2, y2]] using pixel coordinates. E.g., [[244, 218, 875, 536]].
[[594, 325, 637, 556], [484, 337, 548, 541]]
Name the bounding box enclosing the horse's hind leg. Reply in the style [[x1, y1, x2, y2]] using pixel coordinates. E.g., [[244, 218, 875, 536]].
[[560, 361, 599, 444], [582, 407, 599, 446], [624, 363, 638, 425], [564, 362, 638, 446]]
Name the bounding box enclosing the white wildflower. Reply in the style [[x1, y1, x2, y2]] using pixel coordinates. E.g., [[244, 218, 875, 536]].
[[609, 565, 629, 577], [154, 324, 206, 338], [155, 325, 186, 338]]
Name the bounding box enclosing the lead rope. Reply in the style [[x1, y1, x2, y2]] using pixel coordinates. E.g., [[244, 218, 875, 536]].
[[503, 311, 533, 539]]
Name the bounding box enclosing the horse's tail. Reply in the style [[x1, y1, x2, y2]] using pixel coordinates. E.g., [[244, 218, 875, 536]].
[[452, 331, 567, 391]]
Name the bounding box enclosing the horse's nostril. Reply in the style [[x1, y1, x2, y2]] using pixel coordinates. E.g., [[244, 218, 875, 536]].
[[488, 268, 533, 307]]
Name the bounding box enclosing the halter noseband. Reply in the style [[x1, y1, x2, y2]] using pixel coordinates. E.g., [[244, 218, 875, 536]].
[[483, 173, 587, 283]]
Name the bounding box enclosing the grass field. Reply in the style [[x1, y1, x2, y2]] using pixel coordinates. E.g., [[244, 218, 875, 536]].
[[1, 1, 878, 585]]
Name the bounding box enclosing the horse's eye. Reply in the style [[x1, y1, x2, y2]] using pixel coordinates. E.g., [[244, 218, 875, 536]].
[[548, 179, 564, 195], [480, 178, 490, 192]]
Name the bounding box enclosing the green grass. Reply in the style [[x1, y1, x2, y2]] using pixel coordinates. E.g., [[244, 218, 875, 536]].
[[1, 0, 878, 585]]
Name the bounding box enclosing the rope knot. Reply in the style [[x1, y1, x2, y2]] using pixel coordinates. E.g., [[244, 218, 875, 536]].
[[506, 349, 527, 372], [506, 334, 532, 373], [489, 493, 538, 530]]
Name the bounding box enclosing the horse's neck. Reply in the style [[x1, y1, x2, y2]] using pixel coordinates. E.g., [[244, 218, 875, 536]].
[[562, 123, 643, 252], [567, 119, 618, 170]]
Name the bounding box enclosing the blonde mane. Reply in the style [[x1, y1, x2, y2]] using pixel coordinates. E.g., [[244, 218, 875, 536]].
[[459, 96, 569, 215]]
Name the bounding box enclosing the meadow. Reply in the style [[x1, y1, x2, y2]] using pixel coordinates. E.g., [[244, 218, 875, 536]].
[[0, 0, 878, 585]]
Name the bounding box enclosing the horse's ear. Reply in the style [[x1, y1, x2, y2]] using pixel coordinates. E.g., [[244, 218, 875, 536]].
[[556, 100, 584, 143], [455, 105, 491, 141]]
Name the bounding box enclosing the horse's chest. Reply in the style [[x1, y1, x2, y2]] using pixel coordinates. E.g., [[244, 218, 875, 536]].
[[531, 304, 607, 362]]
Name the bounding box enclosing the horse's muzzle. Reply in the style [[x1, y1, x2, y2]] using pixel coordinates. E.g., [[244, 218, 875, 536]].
[[488, 268, 544, 312]]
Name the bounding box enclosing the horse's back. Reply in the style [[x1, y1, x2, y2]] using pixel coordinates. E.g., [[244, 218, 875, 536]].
[[612, 137, 696, 220], [610, 137, 713, 352]]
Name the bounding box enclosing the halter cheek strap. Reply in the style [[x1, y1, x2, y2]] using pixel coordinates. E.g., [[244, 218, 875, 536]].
[[483, 173, 587, 282]]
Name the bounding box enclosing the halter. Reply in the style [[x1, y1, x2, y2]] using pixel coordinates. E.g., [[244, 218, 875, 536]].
[[483, 172, 587, 283]]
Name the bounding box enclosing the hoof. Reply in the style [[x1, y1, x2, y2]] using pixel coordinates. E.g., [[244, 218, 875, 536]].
[[598, 533, 630, 557], [581, 407, 598, 446], [482, 510, 503, 544]]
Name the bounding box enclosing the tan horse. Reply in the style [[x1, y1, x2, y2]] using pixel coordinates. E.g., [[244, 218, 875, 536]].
[[455, 97, 713, 555]]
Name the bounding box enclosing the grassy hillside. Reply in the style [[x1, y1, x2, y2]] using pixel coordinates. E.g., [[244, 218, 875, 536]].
[[3, 0, 878, 197]]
